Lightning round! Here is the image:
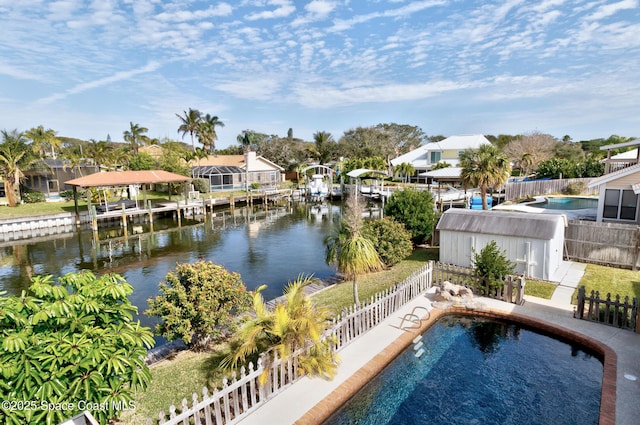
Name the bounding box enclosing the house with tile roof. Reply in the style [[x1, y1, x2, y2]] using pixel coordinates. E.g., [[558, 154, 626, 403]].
[[191, 152, 284, 191]]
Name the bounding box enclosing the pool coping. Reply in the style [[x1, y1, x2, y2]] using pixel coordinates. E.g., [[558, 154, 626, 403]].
[[295, 305, 617, 425]]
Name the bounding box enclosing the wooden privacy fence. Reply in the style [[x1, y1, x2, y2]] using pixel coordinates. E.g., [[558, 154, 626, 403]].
[[504, 178, 597, 201], [153, 263, 434, 425], [565, 220, 640, 270], [432, 262, 526, 304], [575, 286, 639, 332]]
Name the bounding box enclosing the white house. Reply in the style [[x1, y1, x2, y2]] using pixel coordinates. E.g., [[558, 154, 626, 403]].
[[587, 140, 640, 223], [587, 164, 640, 223], [191, 152, 284, 191], [390, 134, 490, 178], [436, 209, 567, 281]]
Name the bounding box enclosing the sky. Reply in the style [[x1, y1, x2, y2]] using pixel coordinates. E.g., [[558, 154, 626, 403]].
[[1, 0, 639, 149]]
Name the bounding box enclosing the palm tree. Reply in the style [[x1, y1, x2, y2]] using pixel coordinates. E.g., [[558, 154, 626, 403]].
[[84, 139, 115, 168], [394, 162, 415, 184], [460, 144, 512, 210], [519, 153, 533, 177], [313, 131, 335, 165], [123, 122, 149, 156], [197, 114, 225, 154], [25, 125, 61, 159], [237, 130, 256, 192], [176, 108, 202, 152], [222, 275, 339, 385], [325, 196, 382, 306], [0, 130, 41, 207]]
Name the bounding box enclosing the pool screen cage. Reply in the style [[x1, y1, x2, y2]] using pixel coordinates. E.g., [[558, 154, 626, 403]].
[[191, 165, 244, 191]]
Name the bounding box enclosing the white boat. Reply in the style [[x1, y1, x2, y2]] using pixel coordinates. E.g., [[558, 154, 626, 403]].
[[307, 174, 329, 196]]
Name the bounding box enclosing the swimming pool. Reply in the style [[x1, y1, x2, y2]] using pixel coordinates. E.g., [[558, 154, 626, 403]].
[[529, 196, 598, 210], [323, 315, 603, 425]]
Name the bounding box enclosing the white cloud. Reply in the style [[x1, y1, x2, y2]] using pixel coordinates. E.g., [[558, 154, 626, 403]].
[[585, 0, 638, 21], [155, 3, 233, 22], [306, 0, 336, 16], [245, 0, 295, 21], [34, 62, 162, 105], [0, 64, 44, 81]]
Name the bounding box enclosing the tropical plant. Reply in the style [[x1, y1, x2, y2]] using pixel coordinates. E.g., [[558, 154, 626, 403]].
[[0, 271, 154, 425], [25, 125, 61, 159], [313, 131, 336, 165], [431, 161, 452, 170], [222, 275, 339, 385], [197, 114, 225, 154], [394, 162, 415, 183], [146, 261, 252, 351], [362, 217, 413, 267], [518, 153, 533, 176], [123, 122, 149, 156], [238, 130, 258, 191], [384, 188, 436, 244], [84, 139, 114, 168], [128, 152, 157, 171], [460, 144, 511, 210], [21, 190, 46, 204], [472, 240, 515, 291], [0, 129, 41, 206], [176, 108, 202, 152], [325, 196, 382, 306]]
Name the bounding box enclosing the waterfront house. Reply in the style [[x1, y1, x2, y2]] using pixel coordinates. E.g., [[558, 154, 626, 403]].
[[191, 152, 284, 191], [390, 134, 489, 182]]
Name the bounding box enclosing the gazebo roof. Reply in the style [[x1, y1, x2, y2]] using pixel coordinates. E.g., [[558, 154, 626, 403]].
[[65, 170, 191, 188]]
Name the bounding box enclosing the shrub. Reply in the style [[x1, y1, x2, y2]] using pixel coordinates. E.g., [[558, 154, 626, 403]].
[[0, 271, 154, 425], [384, 189, 436, 244], [191, 178, 210, 193], [472, 241, 516, 290], [362, 217, 413, 267], [563, 181, 586, 195], [250, 182, 261, 190], [60, 190, 75, 200], [21, 191, 45, 203], [146, 260, 252, 351]]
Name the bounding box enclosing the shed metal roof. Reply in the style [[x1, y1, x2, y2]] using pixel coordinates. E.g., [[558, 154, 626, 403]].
[[436, 209, 566, 240]]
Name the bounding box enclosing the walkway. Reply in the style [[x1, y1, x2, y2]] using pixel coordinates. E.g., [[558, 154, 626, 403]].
[[236, 291, 640, 425], [550, 260, 587, 304]]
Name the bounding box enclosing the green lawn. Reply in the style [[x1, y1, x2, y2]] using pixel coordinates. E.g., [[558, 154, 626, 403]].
[[311, 248, 439, 315], [572, 264, 640, 304], [523, 279, 557, 299], [118, 349, 229, 425]]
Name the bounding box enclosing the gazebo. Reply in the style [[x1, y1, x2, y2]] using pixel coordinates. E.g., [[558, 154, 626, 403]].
[[65, 170, 191, 224]]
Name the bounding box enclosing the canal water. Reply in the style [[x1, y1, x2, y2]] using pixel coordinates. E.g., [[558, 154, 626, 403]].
[[0, 202, 347, 328]]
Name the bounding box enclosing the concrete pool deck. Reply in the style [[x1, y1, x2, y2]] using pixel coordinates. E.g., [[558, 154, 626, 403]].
[[236, 292, 640, 425]]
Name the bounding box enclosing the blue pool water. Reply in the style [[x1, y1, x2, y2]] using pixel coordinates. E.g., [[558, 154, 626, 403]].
[[529, 197, 598, 210], [323, 315, 602, 425]]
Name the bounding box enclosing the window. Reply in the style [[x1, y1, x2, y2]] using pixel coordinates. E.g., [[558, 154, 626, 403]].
[[430, 151, 441, 163], [603, 189, 638, 221]]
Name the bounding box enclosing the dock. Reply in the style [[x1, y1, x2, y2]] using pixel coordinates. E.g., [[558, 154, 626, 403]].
[[87, 189, 294, 235]]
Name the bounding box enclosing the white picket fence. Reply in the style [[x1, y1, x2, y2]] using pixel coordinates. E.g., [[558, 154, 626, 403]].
[[153, 262, 434, 425]]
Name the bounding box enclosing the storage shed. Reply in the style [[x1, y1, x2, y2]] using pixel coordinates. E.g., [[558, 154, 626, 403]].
[[436, 209, 567, 281]]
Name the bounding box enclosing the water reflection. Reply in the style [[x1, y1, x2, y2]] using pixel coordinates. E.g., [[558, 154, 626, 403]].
[[0, 202, 345, 327]]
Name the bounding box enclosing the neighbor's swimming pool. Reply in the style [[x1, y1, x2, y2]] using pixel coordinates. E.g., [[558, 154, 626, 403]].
[[323, 315, 603, 425], [529, 196, 598, 210]]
